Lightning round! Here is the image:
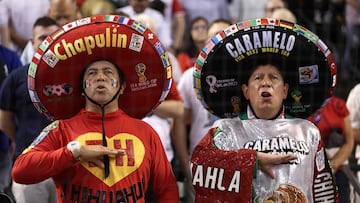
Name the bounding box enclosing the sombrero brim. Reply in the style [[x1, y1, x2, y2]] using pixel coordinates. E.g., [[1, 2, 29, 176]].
[[194, 18, 337, 118], [28, 15, 172, 120]]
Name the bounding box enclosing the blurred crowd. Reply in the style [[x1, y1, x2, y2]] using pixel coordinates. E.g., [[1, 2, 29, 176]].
[[0, 0, 359, 95], [0, 0, 360, 94], [0, 0, 359, 202]]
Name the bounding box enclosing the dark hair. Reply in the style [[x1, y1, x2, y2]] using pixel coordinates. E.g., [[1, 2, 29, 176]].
[[181, 16, 209, 56], [79, 59, 125, 92], [33, 16, 59, 28], [0, 59, 5, 85], [242, 53, 287, 84], [149, 0, 165, 16]]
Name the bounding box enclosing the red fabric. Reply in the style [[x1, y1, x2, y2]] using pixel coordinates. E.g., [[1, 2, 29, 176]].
[[191, 124, 339, 203], [76, 0, 85, 7], [312, 142, 340, 203], [12, 109, 179, 203], [32, 18, 169, 120], [307, 96, 349, 145], [172, 0, 185, 15], [166, 80, 182, 101], [191, 128, 256, 203], [176, 52, 196, 73]]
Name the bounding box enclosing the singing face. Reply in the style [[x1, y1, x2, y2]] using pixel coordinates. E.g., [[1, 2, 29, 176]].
[[82, 60, 125, 105], [241, 64, 288, 119]]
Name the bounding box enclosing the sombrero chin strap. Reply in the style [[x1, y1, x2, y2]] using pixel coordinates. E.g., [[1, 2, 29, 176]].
[[100, 105, 110, 179], [84, 88, 121, 179]]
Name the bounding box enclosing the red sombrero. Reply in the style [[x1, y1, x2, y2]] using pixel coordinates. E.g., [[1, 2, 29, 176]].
[[28, 15, 172, 121], [194, 18, 337, 118]]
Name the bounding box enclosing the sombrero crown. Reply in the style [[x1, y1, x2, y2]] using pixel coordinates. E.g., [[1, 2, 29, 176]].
[[28, 15, 172, 120], [194, 18, 337, 118]]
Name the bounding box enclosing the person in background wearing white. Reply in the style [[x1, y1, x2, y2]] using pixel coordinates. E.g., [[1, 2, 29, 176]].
[[172, 18, 232, 203], [118, 0, 172, 48]]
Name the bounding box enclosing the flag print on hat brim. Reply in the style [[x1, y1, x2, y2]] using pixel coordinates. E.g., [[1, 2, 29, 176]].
[[194, 18, 337, 119], [28, 15, 172, 120]]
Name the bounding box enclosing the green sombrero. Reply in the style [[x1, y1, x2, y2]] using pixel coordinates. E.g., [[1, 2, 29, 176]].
[[28, 15, 172, 120], [194, 18, 337, 118]]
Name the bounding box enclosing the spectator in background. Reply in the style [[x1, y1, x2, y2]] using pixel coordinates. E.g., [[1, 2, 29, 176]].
[[307, 96, 354, 202], [228, 0, 267, 22], [133, 13, 182, 83], [176, 17, 209, 73], [49, 0, 81, 26], [341, 0, 360, 79], [133, 12, 184, 202], [264, 0, 286, 18], [0, 45, 22, 200], [0, 45, 22, 77], [149, 0, 186, 55], [180, 0, 230, 29], [172, 18, 231, 203], [80, 0, 116, 17], [117, 0, 172, 48], [0, 60, 5, 83], [132, 13, 183, 162], [346, 83, 360, 202], [270, 7, 297, 23], [21, 0, 81, 65], [0, 0, 50, 52], [0, 16, 59, 203], [0, 61, 7, 195], [0, 0, 9, 47], [284, 0, 316, 31]]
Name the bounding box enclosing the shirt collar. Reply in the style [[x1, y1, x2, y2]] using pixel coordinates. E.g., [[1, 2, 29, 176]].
[[246, 105, 286, 120]]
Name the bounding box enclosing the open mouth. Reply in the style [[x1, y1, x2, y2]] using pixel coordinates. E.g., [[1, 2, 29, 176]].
[[96, 85, 106, 90], [261, 92, 272, 97]]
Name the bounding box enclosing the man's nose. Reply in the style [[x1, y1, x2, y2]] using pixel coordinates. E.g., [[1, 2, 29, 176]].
[[261, 77, 271, 86], [96, 72, 106, 81]]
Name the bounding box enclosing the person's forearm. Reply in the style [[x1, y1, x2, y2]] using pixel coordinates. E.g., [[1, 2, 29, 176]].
[[331, 117, 355, 170], [353, 128, 360, 143], [12, 146, 76, 184], [0, 26, 11, 48], [171, 117, 190, 177], [152, 100, 184, 118], [171, 15, 185, 51], [0, 110, 16, 142], [331, 118, 355, 170], [9, 25, 27, 50], [331, 140, 354, 171]]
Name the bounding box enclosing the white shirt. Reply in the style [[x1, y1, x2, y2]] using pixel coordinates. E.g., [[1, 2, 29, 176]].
[[117, 6, 172, 48], [346, 83, 360, 180], [142, 114, 173, 162], [0, 0, 50, 52], [20, 41, 34, 65], [177, 67, 218, 153], [347, 83, 360, 129], [228, 0, 267, 21]]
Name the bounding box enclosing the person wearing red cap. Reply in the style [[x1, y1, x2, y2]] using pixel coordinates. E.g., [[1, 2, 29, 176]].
[[10, 15, 179, 203]]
